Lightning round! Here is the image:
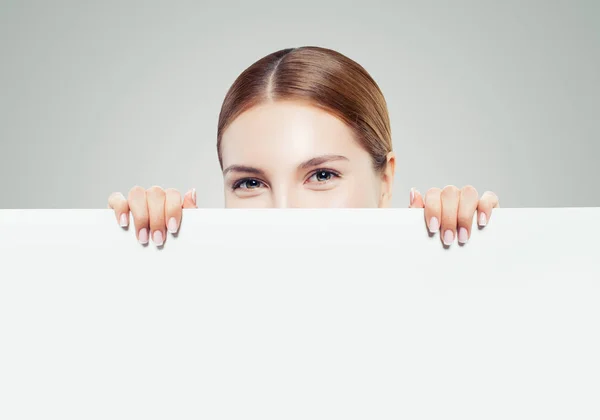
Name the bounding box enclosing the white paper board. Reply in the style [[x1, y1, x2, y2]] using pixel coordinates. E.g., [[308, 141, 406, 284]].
[[1, 208, 599, 419]]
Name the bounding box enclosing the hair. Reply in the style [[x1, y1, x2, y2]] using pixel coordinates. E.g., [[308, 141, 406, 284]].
[[216, 46, 392, 173]]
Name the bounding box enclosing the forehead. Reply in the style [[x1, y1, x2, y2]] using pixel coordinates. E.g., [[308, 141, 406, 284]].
[[220, 100, 366, 168]]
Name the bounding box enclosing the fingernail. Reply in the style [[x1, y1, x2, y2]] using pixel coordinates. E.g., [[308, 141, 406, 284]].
[[458, 227, 468, 243], [410, 187, 414, 205], [167, 217, 178, 233], [138, 228, 149, 244], [119, 213, 128, 227], [443, 230, 454, 245], [429, 216, 439, 233], [479, 212, 487, 226], [152, 230, 163, 246], [191, 188, 197, 205]]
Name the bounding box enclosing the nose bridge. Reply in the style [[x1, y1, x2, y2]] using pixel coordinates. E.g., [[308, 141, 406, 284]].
[[272, 187, 289, 209], [272, 182, 299, 208]]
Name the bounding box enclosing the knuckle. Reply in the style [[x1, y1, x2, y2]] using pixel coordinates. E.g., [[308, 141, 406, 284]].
[[425, 187, 441, 199], [442, 184, 459, 193], [133, 214, 149, 227], [461, 185, 478, 197], [149, 212, 163, 226], [482, 190, 495, 198], [440, 216, 456, 228], [128, 185, 145, 198], [458, 212, 473, 226], [164, 187, 180, 196], [480, 191, 499, 207], [441, 185, 459, 198], [148, 210, 159, 222], [165, 188, 181, 201], [108, 191, 125, 203], [147, 185, 165, 196]]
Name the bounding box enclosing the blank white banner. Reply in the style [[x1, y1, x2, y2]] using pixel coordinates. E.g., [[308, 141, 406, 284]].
[[0, 208, 599, 419]]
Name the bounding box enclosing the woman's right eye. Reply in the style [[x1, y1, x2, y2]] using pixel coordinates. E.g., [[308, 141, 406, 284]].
[[232, 178, 265, 190]]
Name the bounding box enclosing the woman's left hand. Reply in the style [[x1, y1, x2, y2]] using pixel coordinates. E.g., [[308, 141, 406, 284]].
[[409, 185, 499, 246]]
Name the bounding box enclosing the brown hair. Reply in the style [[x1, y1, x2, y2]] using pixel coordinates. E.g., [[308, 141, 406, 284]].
[[216, 46, 392, 173]]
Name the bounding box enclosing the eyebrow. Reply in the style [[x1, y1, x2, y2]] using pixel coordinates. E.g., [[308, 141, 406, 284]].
[[299, 154, 349, 170], [222, 154, 349, 177], [222, 165, 266, 177]]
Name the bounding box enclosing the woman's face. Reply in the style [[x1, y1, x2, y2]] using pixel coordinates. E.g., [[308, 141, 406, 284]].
[[220, 100, 394, 208]]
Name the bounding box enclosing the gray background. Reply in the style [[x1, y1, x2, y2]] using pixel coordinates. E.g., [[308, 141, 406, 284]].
[[0, 0, 598, 209]]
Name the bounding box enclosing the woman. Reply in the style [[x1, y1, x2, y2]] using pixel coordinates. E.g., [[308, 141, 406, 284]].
[[108, 46, 499, 247]]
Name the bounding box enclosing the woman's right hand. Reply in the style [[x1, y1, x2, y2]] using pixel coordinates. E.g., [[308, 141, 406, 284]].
[[108, 186, 197, 246]]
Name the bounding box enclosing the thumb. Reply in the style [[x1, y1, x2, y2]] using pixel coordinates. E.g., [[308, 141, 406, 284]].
[[182, 188, 197, 208], [409, 187, 425, 208]]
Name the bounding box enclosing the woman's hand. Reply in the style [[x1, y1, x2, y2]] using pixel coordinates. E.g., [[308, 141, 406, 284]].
[[409, 185, 499, 246], [108, 186, 198, 246]]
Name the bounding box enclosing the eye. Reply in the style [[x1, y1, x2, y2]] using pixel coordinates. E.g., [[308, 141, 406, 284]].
[[232, 178, 265, 190], [307, 169, 340, 184]]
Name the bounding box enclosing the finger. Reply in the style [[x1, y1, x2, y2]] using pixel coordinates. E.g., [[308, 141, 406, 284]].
[[108, 192, 130, 227], [440, 185, 460, 246], [128, 186, 150, 244], [182, 188, 197, 209], [423, 188, 442, 233], [477, 191, 500, 227], [165, 188, 183, 234], [409, 187, 424, 208], [146, 186, 166, 247], [457, 185, 479, 244]]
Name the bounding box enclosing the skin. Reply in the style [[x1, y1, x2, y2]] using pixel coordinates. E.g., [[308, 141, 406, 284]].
[[220, 100, 392, 208], [108, 100, 499, 247]]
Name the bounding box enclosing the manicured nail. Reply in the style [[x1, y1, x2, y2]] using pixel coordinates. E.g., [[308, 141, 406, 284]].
[[138, 228, 149, 244], [458, 227, 469, 243], [191, 188, 197, 205], [152, 230, 163, 246], [410, 187, 415, 205], [429, 216, 439, 233], [119, 213, 128, 227], [479, 212, 487, 226], [443, 230, 454, 245], [167, 217, 178, 233]]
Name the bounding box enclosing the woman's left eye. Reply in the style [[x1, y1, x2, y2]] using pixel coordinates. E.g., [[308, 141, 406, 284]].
[[307, 170, 339, 183]]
